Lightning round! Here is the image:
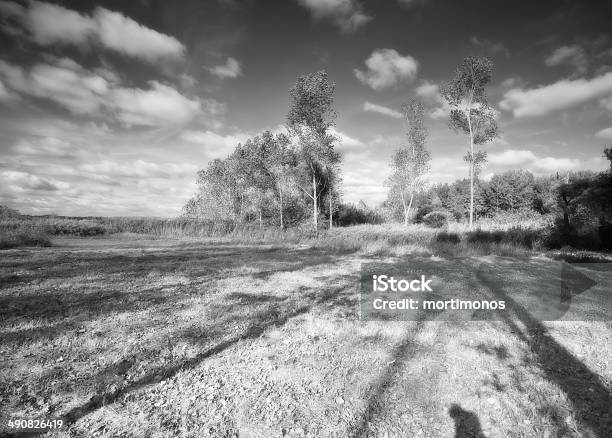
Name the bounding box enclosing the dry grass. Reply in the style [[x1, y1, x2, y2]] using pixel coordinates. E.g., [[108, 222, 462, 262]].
[[0, 223, 51, 249], [1, 235, 611, 437]]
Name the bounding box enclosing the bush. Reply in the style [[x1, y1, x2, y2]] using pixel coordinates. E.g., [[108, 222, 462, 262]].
[[0, 205, 21, 219], [336, 203, 384, 226], [465, 226, 541, 249], [0, 225, 51, 249], [436, 231, 461, 244], [423, 211, 449, 228], [49, 220, 108, 236]]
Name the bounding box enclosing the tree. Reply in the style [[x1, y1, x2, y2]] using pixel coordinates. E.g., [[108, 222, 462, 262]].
[[187, 158, 240, 221], [441, 56, 498, 229], [386, 99, 431, 225], [482, 170, 536, 214], [287, 70, 340, 228], [237, 131, 296, 228]]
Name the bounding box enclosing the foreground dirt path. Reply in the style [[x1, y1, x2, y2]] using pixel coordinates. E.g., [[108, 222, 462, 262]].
[[1, 237, 610, 437]]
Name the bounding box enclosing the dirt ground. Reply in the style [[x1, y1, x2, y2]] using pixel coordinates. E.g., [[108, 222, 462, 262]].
[[1, 236, 611, 437]]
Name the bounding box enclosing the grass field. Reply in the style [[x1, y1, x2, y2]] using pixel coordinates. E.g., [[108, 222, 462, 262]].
[[1, 230, 611, 437]]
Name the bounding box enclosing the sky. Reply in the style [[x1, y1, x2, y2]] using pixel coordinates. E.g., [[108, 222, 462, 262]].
[[0, 0, 611, 217]]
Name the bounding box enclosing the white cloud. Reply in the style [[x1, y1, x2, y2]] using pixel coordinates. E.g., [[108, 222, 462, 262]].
[[595, 127, 612, 140], [92, 8, 185, 62], [499, 71, 612, 117], [109, 81, 202, 126], [354, 49, 418, 90], [363, 101, 402, 118], [544, 45, 588, 75], [296, 0, 372, 33], [329, 127, 364, 152], [181, 130, 250, 154], [415, 81, 438, 101], [0, 58, 208, 126], [414, 80, 452, 119], [0, 1, 185, 63], [501, 77, 522, 89], [488, 149, 579, 173], [80, 160, 197, 178], [599, 96, 612, 112], [207, 57, 242, 79], [13, 137, 78, 158], [0, 170, 66, 191]]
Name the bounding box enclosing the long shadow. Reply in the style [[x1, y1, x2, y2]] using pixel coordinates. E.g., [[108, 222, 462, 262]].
[[58, 279, 357, 429], [449, 404, 487, 438], [348, 322, 425, 437], [1, 242, 350, 435], [0, 244, 328, 288], [0, 245, 337, 334], [476, 267, 612, 437]]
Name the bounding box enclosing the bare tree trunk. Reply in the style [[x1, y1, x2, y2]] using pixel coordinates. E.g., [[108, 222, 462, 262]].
[[467, 114, 475, 230], [259, 209, 262, 228], [279, 188, 284, 229], [400, 187, 408, 226], [312, 174, 317, 229], [277, 184, 284, 229], [406, 192, 414, 223], [329, 192, 332, 229]]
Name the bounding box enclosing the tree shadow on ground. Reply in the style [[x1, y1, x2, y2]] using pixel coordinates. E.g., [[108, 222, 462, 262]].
[[60, 279, 357, 428], [449, 404, 487, 438], [348, 300, 435, 437], [1, 242, 353, 434], [476, 266, 612, 437], [0, 245, 337, 335]]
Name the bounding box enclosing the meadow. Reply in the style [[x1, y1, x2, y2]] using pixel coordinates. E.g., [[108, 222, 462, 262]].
[[1, 214, 611, 437]]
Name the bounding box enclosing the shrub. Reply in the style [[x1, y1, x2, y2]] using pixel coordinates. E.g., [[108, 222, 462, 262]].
[[336, 203, 384, 226], [436, 231, 461, 244], [0, 205, 21, 219], [0, 224, 51, 249], [423, 211, 449, 228]]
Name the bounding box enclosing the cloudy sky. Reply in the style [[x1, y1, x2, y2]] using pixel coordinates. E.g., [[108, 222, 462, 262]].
[[0, 0, 611, 216]]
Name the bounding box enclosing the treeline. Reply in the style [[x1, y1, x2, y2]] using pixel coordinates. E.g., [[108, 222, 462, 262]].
[[389, 154, 612, 249], [183, 71, 344, 228]]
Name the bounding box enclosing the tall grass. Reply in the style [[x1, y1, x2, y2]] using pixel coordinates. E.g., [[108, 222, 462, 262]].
[[0, 223, 51, 249], [2, 210, 589, 257]]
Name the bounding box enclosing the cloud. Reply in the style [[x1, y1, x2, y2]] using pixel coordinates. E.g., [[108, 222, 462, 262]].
[[0, 58, 111, 115], [207, 57, 242, 79], [354, 49, 418, 90], [0, 170, 65, 191], [109, 81, 203, 126], [595, 127, 612, 140], [499, 71, 612, 117], [0, 79, 18, 101], [296, 0, 372, 33], [500, 77, 522, 88], [488, 149, 579, 173], [329, 127, 364, 152], [599, 96, 612, 112], [80, 160, 197, 178], [13, 137, 78, 158], [415, 80, 452, 119], [0, 1, 185, 63], [470, 36, 510, 57], [0, 58, 209, 126], [544, 45, 588, 75], [181, 130, 250, 154], [363, 101, 402, 118]]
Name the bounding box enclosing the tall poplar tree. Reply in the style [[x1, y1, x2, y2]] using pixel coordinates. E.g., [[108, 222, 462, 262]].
[[441, 56, 498, 228]]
